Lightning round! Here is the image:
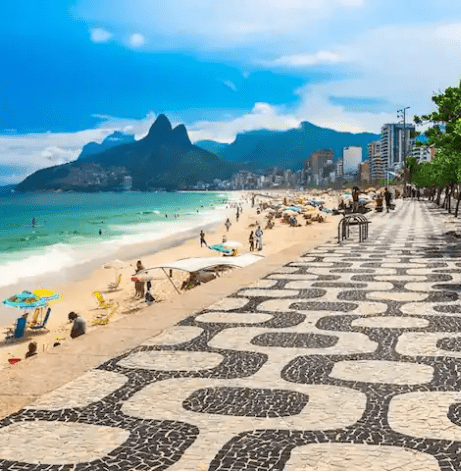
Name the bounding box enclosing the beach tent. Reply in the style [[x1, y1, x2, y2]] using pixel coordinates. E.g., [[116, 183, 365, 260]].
[[135, 254, 265, 294]]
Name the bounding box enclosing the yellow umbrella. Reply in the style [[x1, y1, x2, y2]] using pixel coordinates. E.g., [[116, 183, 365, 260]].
[[33, 289, 61, 305]]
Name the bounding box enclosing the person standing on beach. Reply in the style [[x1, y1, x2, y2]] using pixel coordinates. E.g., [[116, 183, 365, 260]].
[[255, 226, 263, 251], [249, 231, 255, 251], [134, 260, 145, 299], [200, 230, 207, 247], [225, 218, 231, 232], [236, 208, 240, 222]]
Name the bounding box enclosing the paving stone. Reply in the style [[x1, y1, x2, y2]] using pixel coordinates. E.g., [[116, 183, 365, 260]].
[[3, 201, 461, 471]]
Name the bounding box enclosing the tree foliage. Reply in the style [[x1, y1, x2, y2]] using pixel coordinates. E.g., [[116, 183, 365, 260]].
[[411, 80, 461, 214]]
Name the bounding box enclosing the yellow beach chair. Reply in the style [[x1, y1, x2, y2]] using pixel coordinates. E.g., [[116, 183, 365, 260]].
[[92, 291, 114, 309], [91, 306, 118, 325], [27, 307, 41, 328]]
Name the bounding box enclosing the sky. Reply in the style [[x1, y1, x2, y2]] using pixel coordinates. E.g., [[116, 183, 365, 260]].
[[1, 0, 461, 184]]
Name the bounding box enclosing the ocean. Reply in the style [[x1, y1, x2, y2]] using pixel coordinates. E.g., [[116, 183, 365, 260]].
[[0, 191, 234, 314]]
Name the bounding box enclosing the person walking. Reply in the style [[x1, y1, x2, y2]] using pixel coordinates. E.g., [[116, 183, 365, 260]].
[[249, 231, 255, 252], [384, 188, 392, 213], [352, 187, 360, 213], [255, 226, 263, 251], [225, 218, 231, 232], [200, 230, 207, 247], [236, 208, 240, 222]]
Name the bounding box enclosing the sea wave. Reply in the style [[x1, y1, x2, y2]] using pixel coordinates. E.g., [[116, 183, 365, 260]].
[[0, 205, 229, 290]]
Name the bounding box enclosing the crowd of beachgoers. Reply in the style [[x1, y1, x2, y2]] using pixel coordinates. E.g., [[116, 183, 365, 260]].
[[1, 187, 400, 367]]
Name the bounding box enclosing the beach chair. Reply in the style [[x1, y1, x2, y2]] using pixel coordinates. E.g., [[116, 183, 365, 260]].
[[5, 317, 27, 342], [93, 291, 114, 309], [91, 306, 118, 325], [108, 273, 122, 291], [27, 307, 41, 328], [30, 307, 51, 331]]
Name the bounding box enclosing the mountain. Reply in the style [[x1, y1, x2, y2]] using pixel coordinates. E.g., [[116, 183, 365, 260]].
[[195, 140, 229, 156], [79, 131, 135, 159], [198, 122, 380, 169], [15, 115, 240, 192]]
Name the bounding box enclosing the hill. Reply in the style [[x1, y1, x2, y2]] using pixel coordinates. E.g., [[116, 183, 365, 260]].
[[79, 131, 135, 159], [196, 122, 379, 168], [15, 115, 240, 192]]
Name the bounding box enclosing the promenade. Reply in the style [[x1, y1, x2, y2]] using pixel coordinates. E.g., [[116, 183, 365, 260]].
[[1, 200, 461, 471]]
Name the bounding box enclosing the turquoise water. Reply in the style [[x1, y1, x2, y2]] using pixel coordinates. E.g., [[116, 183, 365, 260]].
[[0, 191, 231, 288]]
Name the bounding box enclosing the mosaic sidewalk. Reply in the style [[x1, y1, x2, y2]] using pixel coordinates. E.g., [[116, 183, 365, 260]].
[[2, 201, 461, 471]]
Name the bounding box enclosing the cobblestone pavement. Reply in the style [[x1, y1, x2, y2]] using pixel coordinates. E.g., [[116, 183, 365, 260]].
[[2, 200, 461, 471]]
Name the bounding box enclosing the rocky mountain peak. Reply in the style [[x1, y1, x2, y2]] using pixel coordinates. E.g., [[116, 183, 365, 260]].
[[145, 114, 173, 142], [171, 124, 191, 147]]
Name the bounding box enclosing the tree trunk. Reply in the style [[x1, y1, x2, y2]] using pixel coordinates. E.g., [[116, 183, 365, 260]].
[[455, 186, 461, 218], [447, 185, 454, 213], [436, 186, 442, 206]]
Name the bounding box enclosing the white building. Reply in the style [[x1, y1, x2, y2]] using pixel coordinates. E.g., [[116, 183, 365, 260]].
[[380, 123, 415, 178], [411, 145, 431, 162], [343, 146, 362, 176]]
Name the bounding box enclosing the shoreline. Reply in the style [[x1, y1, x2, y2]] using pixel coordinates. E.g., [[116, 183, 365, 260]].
[[0, 191, 234, 294], [0, 190, 340, 368]]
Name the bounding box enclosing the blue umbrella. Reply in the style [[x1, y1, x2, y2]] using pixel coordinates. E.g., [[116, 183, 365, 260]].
[[2, 291, 47, 310], [208, 243, 233, 255]]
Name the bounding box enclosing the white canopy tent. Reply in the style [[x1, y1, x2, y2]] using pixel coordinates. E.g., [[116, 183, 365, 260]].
[[134, 254, 265, 294]]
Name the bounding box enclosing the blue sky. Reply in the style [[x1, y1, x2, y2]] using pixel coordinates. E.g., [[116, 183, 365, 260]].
[[1, 0, 461, 184]]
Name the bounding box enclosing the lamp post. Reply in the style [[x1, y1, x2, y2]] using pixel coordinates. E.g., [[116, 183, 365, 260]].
[[397, 106, 410, 195]]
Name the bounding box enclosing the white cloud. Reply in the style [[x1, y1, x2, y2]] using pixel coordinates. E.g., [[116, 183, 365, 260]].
[[0, 114, 159, 183], [77, 0, 364, 51], [188, 103, 300, 143], [90, 28, 113, 43], [129, 33, 146, 47], [221, 80, 237, 91], [260, 51, 346, 67]]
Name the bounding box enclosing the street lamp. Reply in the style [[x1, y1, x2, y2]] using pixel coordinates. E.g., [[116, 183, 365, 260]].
[[397, 106, 410, 195]]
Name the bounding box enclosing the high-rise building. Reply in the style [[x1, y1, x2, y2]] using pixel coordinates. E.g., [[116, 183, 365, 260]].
[[360, 161, 370, 183], [380, 123, 415, 178], [411, 144, 435, 162], [368, 140, 382, 182], [336, 159, 344, 180], [343, 146, 362, 179], [304, 149, 334, 185]]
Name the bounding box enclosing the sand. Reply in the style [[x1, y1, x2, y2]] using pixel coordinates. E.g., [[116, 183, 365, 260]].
[[0, 190, 341, 368]]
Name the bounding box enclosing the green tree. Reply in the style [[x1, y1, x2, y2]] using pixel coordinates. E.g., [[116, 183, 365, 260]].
[[414, 80, 461, 215]]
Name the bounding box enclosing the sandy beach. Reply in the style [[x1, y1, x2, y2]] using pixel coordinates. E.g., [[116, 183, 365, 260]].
[[0, 190, 341, 368]]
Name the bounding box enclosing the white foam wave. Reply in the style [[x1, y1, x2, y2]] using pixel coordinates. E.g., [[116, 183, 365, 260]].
[[0, 205, 230, 290]]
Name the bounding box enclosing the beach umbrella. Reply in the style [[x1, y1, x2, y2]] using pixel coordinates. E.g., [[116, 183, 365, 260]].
[[209, 243, 233, 254], [284, 210, 298, 216], [2, 291, 47, 310], [32, 289, 61, 304], [132, 268, 164, 282], [102, 260, 127, 270], [222, 241, 243, 250], [103, 259, 128, 283], [131, 273, 153, 282]]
